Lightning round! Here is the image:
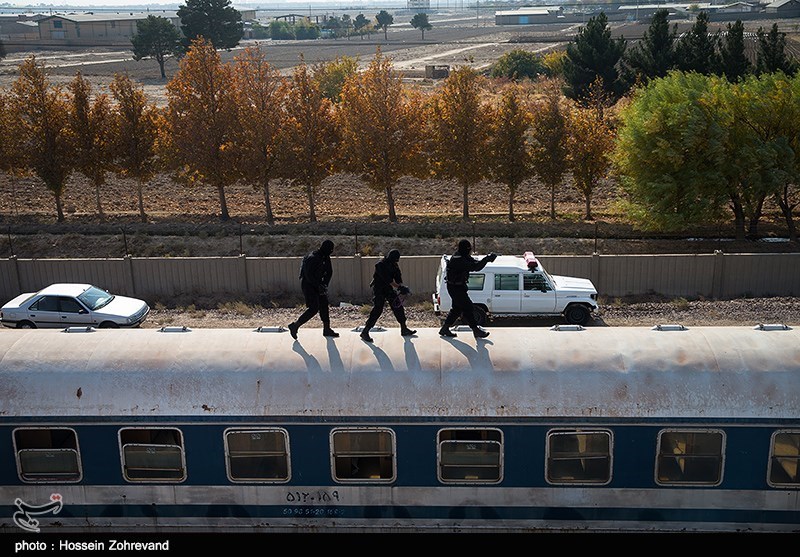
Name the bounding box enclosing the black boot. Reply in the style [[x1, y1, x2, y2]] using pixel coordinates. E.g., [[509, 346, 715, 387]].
[[439, 325, 456, 337], [473, 328, 490, 339], [287, 322, 298, 340], [401, 326, 417, 336], [360, 329, 373, 342], [323, 327, 339, 338]]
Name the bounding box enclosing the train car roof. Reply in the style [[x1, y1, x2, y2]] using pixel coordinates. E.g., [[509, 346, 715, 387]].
[[0, 326, 798, 420]]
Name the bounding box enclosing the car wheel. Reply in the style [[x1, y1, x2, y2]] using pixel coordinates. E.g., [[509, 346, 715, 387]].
[[17, 321, 36, 329], [565, 305, 590, 325], [99, 322, 120, 329], [460, 306, 487, 327]]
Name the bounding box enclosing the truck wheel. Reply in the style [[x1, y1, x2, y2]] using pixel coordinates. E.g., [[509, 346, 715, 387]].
[[459, 306, 487, 326], [564, 305, 590, 325]]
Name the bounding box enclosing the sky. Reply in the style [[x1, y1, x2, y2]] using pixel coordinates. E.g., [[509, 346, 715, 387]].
[[0, 1, 404, 7]]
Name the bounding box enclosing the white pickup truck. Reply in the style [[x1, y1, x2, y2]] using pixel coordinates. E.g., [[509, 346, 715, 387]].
[[432, 251, 599, 325]]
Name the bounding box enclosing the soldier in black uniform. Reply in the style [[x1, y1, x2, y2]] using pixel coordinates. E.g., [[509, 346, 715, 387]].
[[439, 239, 497, 339], [288, 239, 339, 339], [360, 249, 416, 342]]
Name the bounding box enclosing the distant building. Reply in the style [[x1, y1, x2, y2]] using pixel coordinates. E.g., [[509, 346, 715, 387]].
[[766, 0, 800, 15], [37, 12, 180, 45], [408, 0, 431, 10]]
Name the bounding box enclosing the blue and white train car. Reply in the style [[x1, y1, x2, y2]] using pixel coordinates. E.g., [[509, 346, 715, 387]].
[[0, 324, 798, 533]]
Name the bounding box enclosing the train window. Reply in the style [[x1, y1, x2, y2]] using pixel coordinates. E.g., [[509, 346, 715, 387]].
[[768, 430, 800, 487], [656, 429, 724, 486], [119, 428, 186, 482], [545, 430, 612, 485], [331, 428, 395, 483], [438, 428, 503, 483], [13, 428, 82, 483], [225, 428, 290, 482]]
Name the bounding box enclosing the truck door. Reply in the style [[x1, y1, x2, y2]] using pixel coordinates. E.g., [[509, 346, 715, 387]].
[[522, 272, 557, 313], [490, 273, 522, 313]]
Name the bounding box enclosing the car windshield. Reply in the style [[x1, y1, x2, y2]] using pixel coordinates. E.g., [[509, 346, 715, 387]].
[[77, 286, 114, 310]]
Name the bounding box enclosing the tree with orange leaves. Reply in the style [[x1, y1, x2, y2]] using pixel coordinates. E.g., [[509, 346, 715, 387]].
[[230, 47, 287, 226], [69, 72, 113, 220], [163, 37, 239, 221], [565, 97, 615, 221], [530, 78, 569, 220], [487, 84, 534, 222], [109, 73, 161, 223], [426, 67, 491, 221], [9, 56, 75, 222], [280, 58, 339, 223], [337, 51, 426, 222]]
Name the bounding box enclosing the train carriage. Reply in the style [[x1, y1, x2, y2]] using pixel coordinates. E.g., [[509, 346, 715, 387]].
[[0, 324, 798, 533]]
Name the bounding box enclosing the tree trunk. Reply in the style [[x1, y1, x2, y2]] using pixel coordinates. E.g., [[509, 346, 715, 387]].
[[747, 195, 765, 238], [775, 192, 798, 243], [584, 193, 593, 221], [55, 194, 64, 223], [508, 187, 515, 222], [262, 177, 274, 226], [550, 184, 556, 219], [731, 197, 746, 241], [94, 179, 105, 221], [217, 184, 230, 221], [137, 178, 147, 223], [158, 57, 166, 79], [462, 182, 470, 222], [386, 183, 397, 223], [307, 184, 317, 223]]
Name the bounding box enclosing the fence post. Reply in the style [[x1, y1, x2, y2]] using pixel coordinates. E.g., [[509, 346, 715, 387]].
[[10, 255, 21, 294], [354, 254, 364, 300], [240, 254, 249, 293], [711, 250, 725, 300], [591, 252, 600, 293], [124, 255, 137, 296]]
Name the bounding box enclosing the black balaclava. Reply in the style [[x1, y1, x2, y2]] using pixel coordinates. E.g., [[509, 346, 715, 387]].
[[320, 240, 334, 255], [387, 249, 400, 263], [457, 239, 471, 255]]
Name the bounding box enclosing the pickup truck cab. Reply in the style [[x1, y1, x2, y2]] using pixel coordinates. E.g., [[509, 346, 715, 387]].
[[432, 251, 599, 325]]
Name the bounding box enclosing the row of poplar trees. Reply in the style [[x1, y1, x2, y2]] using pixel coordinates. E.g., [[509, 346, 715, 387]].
[[0, 38, 615, 227]]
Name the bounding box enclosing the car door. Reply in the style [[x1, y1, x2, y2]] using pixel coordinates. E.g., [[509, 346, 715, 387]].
[[490, 273, 521, 313], [26, 295, 63, 328], [521, 272, 557, 313], [58, 296, 94, 327]]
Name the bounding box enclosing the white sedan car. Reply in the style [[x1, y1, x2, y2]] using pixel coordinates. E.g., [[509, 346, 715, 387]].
[[1, 283, 150, 329]]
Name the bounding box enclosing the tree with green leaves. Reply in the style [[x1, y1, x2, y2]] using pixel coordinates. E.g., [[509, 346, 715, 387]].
[[613, 71, 728, 232], [231, 46, 288, 225], [530, 78, 569, 219], [375, 10, 393, 41], [337, 51, 426, 222], [410, 13, 431, 40], [564, 12, 628, 102], [487, 85, 533, 221], [164, 37, 239, 221], [353, 14, 369, 39], [178, 0, 243, 50], [313, 55, 359, 103], [623, 9, 677, 84], [756, 23, 798, 76], [109, 73, 161, 223], [427, 67, 491, 221], [675, 11, 720, 75], [69, 72, 113, 220], [719, 20, 751, 82], [131, 15, 183, 79], [490, 49, 545, 81], [280, 58, 339, 223], [10, 57, 75, 222]]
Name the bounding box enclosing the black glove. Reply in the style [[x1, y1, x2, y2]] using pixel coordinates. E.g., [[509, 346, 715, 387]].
[[488, 253, 498, 262], [397, 285, 411, 296], [319, 284, 328, 297]]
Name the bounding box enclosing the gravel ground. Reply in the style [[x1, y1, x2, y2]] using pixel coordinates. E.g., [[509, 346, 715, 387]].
[[140, 296, 800, 331]]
